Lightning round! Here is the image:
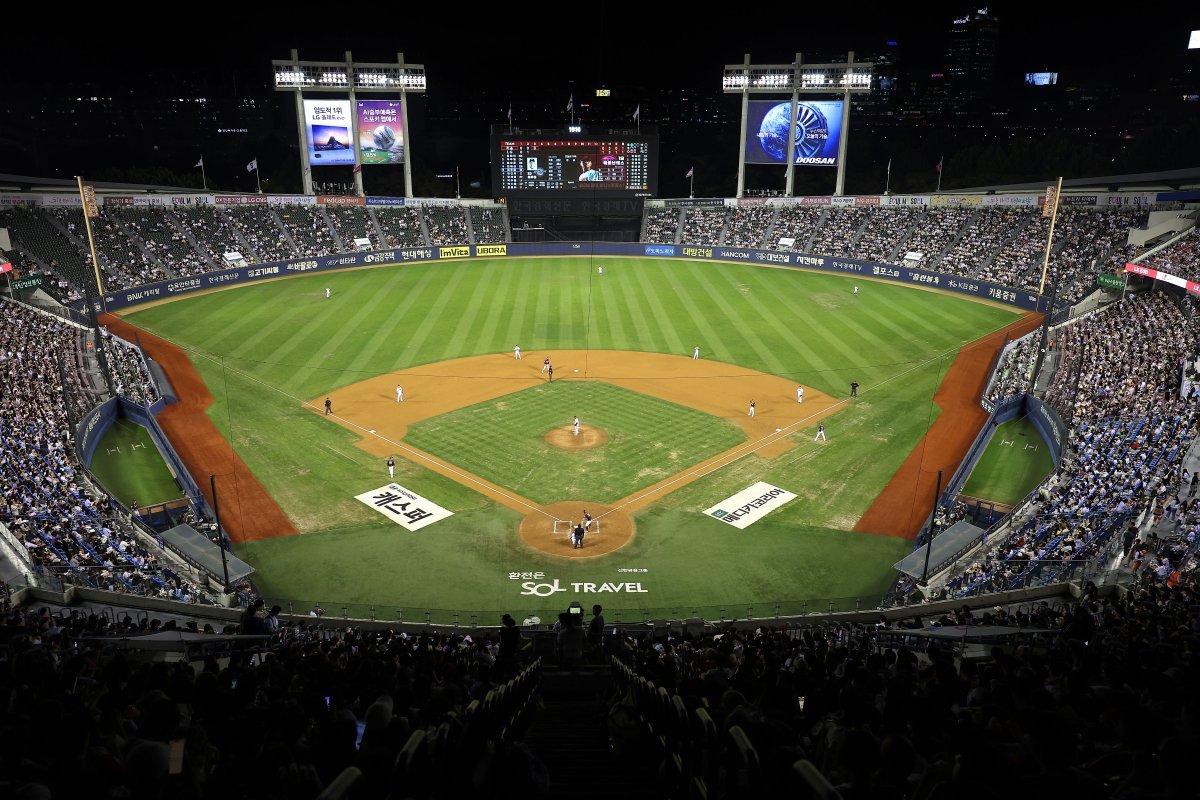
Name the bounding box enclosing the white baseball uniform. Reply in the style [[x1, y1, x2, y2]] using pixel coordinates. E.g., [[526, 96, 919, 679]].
[[598, 266, 603, 275], [514, 345, 521, 360], [815, 423, 826, 441], [573, 416, 580, 436], [748, 401, 755, 417], [387, 457, 395, 478], [396, 385, 404, 402], [797, 386, 804, 403], [853, 286, 859, 295], [325, 287, 331, 299], [693, 346, 700, 360]]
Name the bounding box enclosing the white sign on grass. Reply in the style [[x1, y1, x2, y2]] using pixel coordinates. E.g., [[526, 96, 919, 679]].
[[704, 481, 797, 529], [354, 483, 452, 531]]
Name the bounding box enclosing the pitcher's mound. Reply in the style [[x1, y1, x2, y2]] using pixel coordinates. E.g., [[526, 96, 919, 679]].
[[519, 501, 634, 557], [545, 425, 607, 451]]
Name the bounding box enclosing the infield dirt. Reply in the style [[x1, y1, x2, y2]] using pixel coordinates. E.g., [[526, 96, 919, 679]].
[[314, 350, 841, 557]]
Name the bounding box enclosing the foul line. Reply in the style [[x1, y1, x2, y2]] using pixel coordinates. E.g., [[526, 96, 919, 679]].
[[597, 330, 1003, 521], [188, 351, 557, 521]]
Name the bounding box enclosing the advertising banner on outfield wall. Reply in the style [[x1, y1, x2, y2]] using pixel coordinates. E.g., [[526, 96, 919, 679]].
[[981, 195, 1039, 207], [365, 197, 407, 206], [930, 195, 983, 207], [94, 241, 1053, 313], [318, 196, 365, 206], [882, 195, 930, 206]]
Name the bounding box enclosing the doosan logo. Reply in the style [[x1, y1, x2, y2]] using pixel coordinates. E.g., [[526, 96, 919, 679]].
[[519, 578, 649, 597]]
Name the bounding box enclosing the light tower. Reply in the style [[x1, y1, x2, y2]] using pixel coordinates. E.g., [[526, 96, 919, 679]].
[[272, 50, 426, 197], [723, 53, 873, 197]]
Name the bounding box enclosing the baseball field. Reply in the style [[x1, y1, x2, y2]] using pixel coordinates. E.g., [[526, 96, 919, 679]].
[[107, 256, 1035, 621]]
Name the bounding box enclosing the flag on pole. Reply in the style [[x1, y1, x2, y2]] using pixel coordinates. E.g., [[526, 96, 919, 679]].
[[632, 104, 640, 121], [887, 159, 892, 178], [507, 104, 512, 122], [685, 166, 694, 178], [194, 156, 204, 169], [935, 156, 943, 173], [566, 94, 574, 113], [246, 159, 258, 173]]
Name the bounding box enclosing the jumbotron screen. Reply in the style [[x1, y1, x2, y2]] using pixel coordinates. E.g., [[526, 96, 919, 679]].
[[494, 136, 657, 196]]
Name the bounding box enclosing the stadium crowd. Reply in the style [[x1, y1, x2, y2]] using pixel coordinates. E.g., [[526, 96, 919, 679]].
[[1145, 227, 1200, 279], [374, 207, 426, 248], [425, 207, 469, 245], [950, 291, 1198, 598], [680, 209, 726, 246], [643, 208, 680, 243], [0, 301, 207, 603], [984, 333, 1041, 404], [101, 329, 160, 407]]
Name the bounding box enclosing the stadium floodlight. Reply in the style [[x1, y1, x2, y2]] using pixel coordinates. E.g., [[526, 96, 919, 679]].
[[273, 50, 425, 198], [724, 53, 873, 198]]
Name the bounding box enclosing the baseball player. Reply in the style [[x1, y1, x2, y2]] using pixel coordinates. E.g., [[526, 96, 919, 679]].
[[850, 381, 859, 397], [325, 287, 331, 299], [548, 364, 553, 383], [573, 415, 580, 436], [541, 357, 551, 373], [748, 399, 755, 417], [395, 385, 404, 403], [693, 345, 700, 361], [598, 265, 603, 276], [815, 422, 826, 442], [797, 385, 804, 403], [573, 521, 585, 549], [582, 509, 593, 531], [324, 398, 332, 415], [514, 344, 521, 360], [387, 456, 395, 479], [853, 285, 859, 295]]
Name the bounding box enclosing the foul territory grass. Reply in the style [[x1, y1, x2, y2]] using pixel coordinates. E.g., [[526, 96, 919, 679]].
[[405, 382, 746, 504], [122, 257, 1019, 611], [961, 415, 1055, 505], [88, 419, 186, 507]]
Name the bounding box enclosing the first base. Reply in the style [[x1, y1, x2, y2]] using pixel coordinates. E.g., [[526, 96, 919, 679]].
[[574, 369, 579, 372]]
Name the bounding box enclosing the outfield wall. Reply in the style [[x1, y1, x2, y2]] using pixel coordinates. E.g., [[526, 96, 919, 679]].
[[87, 241, 1056, 313]]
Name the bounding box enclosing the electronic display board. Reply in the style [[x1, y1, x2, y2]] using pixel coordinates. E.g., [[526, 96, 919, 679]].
[[494, 136, 658, 197]]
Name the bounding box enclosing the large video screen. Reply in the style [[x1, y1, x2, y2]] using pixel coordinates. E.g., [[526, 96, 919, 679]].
[[357, 100, 404, 165], [304, 100, 354, 166], [744, 100, 843, 166], [1024, 72, 1058, 86], [495, 137, 657, 195]]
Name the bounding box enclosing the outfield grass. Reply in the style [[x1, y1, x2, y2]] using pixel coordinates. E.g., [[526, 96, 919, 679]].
[[961, 415, 1055, 505], [88, 419, 186, 507], [405, 382, 746, 503], [124, 257, 1018, 611]]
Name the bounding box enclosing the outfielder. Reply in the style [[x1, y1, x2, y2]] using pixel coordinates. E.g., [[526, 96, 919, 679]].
[[815, 422, 826, 442], [514, 345, 522, 360], [853, 286, 859, 295], [395, 385, 404, 403], [325, 287, 331, 299]]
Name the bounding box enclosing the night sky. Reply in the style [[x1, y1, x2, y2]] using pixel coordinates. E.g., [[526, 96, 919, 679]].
[[11, 4, 1198, 92]]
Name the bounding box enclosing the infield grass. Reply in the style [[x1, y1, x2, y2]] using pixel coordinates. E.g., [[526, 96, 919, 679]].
[[405, 382, 746, 504], [123, 257, 1018, 612], [961, 415, 1055, 505]]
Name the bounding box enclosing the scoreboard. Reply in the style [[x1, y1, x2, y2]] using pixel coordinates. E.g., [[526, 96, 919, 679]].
[[493, 134, 658, 198]]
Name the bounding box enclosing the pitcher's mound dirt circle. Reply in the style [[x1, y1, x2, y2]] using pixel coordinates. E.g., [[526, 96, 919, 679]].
[[519, 501, 634, 558], [544, 425, 607, 451]]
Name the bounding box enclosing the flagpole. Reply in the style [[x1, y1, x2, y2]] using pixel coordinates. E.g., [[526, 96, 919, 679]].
[[200, 156, 208, 191], [884, 159, 891, 195], [935, 156, 943, 192], [255, 161, 262, 194], [1038, 176, 1064, 296], [690, 171, 694, 199]]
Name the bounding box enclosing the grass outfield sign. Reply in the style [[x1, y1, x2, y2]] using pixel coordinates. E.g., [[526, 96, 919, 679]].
[[354, 483, 452, 531], [705, 482, 797, 529]]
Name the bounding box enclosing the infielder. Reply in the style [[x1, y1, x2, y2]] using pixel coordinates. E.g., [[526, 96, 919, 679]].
[[797, 385, 804, 403], [573, 415, 580, 436], [693, 345, 700, 360], [325, 287, 331, 299], [395, 385, 404, 403], [815, 422, 826, 442], [387, 456, 395, 479], [541, 357, 551, 373], [514, 345, 522, 360], [748, 399, 755, 417]]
